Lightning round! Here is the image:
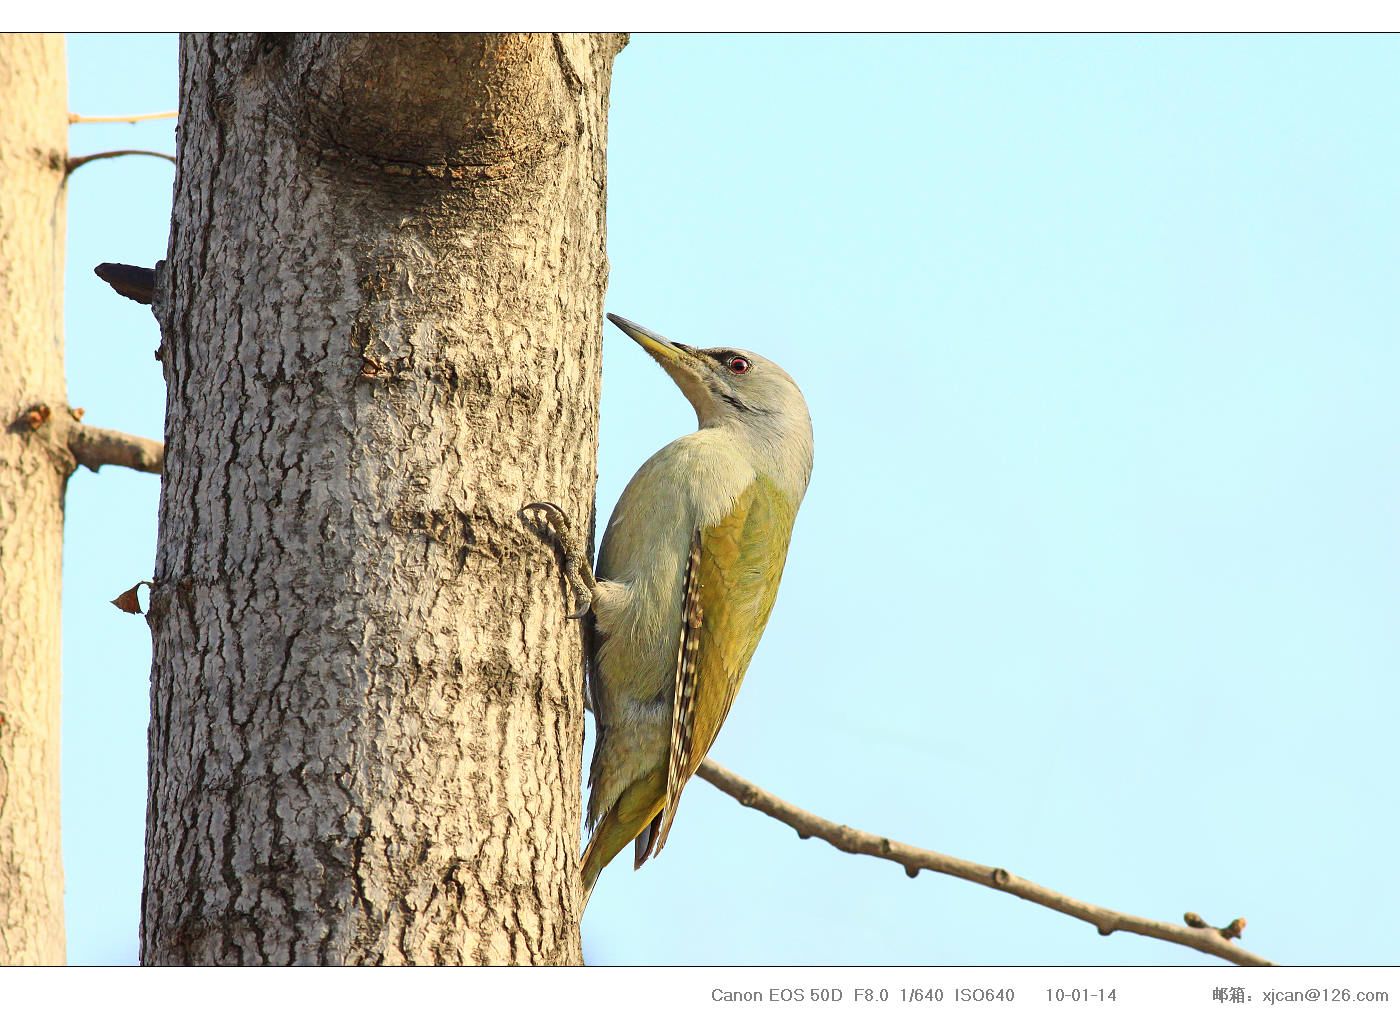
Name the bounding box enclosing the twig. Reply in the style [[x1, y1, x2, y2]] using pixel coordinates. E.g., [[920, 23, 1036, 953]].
[[94, 263, 157, 305], [67, 423, 163, 474], [696, 759, 1273, 967], [67, 150, 176, 174], [69, 111, 177, 124]]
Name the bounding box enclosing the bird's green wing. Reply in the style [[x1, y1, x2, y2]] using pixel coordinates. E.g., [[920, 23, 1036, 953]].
[[648, 474, 799, 857]]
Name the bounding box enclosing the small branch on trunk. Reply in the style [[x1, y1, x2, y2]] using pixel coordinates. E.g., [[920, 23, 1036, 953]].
[[67, 149, 176, 175], [12, 405, 163, 476], [94, 263, 157, 305], [67, 421, 163, 474], [69, 111, 177, 124], [696, 759, 1273, 968]]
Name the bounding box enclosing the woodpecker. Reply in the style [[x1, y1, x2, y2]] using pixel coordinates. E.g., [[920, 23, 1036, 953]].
[[527, 313, 813, 905]]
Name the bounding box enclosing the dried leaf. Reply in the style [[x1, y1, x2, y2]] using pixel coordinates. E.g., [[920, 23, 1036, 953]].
[[111, 582, 149, 614]]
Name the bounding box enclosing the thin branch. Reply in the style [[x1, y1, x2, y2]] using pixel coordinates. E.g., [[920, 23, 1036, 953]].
[[67, 423, 163, 474], [69, 111, 177, 124], [67, 150, 176, 174], [696, 759, 1273, 968]]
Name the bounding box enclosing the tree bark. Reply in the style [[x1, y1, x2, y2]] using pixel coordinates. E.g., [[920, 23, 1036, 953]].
[[0, 32, 68, 966], [141, 33, 625, 966]]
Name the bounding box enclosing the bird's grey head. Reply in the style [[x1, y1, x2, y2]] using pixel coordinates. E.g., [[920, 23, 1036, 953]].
[[606, 314, 810, 435]]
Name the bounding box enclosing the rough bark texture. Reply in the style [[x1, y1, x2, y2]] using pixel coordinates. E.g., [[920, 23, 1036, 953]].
[[142, 33, 624, 966], [0, 33, 68, 966]]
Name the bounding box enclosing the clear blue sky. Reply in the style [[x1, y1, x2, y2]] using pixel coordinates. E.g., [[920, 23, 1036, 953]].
[[59, 33, 1399, 966]]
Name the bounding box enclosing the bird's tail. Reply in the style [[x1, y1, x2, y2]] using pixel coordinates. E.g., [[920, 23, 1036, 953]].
[[580, 771, 666, 908]]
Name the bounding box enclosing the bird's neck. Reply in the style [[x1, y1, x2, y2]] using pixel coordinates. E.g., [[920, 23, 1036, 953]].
[[709, 410, 813, 502]]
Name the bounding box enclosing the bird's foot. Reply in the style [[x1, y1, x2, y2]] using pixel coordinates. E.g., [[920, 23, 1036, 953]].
[[520, 500, 596, 619]]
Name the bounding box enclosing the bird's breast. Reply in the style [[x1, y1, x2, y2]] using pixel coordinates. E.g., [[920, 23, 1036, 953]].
[[592, 432, 758, 702]]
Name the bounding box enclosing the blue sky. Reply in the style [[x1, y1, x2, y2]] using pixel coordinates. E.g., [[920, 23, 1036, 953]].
[[58, 34, 1398, 965]]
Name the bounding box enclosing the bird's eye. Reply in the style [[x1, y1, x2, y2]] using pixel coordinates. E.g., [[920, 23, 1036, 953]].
[[726, 355, 752, 375]]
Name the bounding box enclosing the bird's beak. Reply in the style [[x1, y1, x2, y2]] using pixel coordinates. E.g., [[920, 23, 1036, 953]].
[[606, 314, 688, 366], [607, 313, 720, 424]]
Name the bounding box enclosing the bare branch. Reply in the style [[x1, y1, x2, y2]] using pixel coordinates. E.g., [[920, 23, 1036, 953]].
[[67, 149, 176, 175], [696, 759, 1273, 968], [93, 263, 156, 305], [68, 423, 163, 474], [69, 110, 177, 124]]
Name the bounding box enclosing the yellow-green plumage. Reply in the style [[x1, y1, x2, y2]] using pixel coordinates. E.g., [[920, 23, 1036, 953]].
[[582, 477, 799, 894], [655, 475, 799, 852], [580, 315, 813, 904]]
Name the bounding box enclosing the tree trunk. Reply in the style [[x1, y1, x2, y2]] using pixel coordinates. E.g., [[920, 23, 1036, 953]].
[[0, 32, 68, 966], [141, 32, 624, 966]]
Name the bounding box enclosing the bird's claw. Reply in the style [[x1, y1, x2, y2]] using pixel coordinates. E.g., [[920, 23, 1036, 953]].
[[521, 499, 597, 618], [522, 500, 569, 529]]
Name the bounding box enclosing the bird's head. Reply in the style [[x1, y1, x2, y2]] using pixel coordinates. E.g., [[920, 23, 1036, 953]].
[[607, 314, 810, 435]]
